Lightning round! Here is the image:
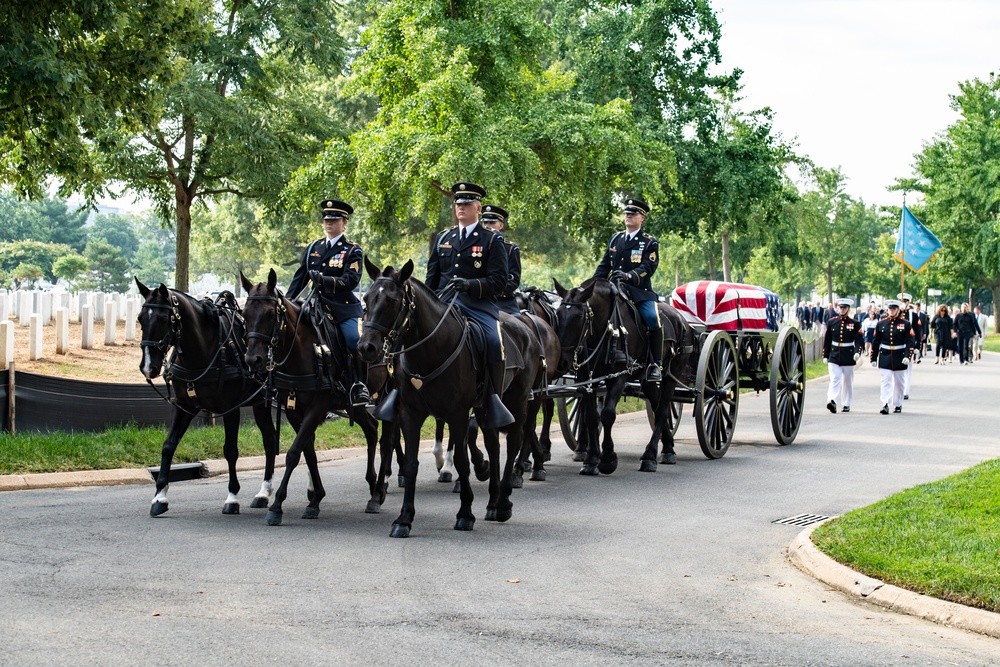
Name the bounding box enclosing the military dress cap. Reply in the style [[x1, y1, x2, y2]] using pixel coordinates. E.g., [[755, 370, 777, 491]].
[[886, 299, 903, 309], [623, 198, 650, 215], [836, 297, 854, 307], [451, 182, 486, 204], [481, 205, 508, 224], [320, 199, 353, 219], [897, 292, 912, 301]]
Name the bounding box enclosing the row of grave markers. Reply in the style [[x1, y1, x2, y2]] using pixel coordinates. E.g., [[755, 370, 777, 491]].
[[0, 290, 140, 369]]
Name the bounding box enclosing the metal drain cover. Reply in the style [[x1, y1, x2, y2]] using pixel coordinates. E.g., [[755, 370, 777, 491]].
[[772, 513, 831, 526]]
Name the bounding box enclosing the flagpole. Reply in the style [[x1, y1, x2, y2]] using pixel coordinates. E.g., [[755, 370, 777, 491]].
[[900, 196, 906, 297]]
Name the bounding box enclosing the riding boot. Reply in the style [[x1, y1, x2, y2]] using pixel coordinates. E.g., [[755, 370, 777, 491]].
[[349, 352, 371, 406], [645, 327, 663, 382], [483, 361, 515, 429]]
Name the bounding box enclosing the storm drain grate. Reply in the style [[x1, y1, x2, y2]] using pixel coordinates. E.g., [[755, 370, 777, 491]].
[[772, 513, 831, 527]]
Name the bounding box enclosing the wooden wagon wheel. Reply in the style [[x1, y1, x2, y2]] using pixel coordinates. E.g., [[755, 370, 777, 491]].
[[644, 398, 682, 438], [557, 386, 605, 455], [694, 330, 739, 459], [769, 326, 806, 445]]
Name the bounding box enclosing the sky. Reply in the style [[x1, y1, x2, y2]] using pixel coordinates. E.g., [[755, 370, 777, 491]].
[[711, 0, 1000, 208]]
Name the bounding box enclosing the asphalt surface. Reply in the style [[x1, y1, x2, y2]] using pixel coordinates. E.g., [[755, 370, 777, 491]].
[[1, 352, 999, 665]]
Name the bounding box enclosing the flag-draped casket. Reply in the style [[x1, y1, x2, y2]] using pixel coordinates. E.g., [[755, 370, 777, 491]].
[[669, 281, 780, 332]]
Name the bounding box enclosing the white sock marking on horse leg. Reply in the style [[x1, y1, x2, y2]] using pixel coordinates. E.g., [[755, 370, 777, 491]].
[[225, 492, 239, 505], [254, 479, 273, 501], [151, 485, 169, 505], [432, 438, 444, 471]]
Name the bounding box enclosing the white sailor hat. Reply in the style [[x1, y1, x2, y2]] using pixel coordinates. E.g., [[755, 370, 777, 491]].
[[897, 292, 912, 301], [886, 299, 903, 309], [836, 298, 853, 307]]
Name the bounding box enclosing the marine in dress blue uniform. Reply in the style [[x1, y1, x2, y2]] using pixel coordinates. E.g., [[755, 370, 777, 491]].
[[425, 182, 513, 428], [822, 297, 864, 413], [480, 205, 521, 315], [592, 197, 663, 381], [871, 299, 915, 414], [287, 199, 370, 405]]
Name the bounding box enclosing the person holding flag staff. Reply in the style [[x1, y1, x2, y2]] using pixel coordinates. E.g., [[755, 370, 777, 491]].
[[823, 298, 864, 413], [871, 300, 916, 414]]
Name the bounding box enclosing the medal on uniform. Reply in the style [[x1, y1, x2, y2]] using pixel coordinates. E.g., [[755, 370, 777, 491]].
[[631, 249, 642, 263], [475, 261, 482, 268]]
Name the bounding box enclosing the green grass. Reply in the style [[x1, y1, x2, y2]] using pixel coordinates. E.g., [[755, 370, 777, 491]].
[[983, 333, 1000, 354], [812, 458, 1000, 613], [0, 418, 443, 476]]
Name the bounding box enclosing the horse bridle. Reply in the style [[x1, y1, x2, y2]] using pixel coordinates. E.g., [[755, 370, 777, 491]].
[[561, 298, 596, 371], [362, 279, 417, 363], [139, 294, 183, 364], [244, 291, 292, 372]]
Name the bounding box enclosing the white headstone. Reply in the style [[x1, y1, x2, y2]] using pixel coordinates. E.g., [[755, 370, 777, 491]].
[[104, 301, 118, 345], [125, 298, 137, 341], [94, 292, 105, 322], [19, 291, 33, 326], [81, 304, 94, 349], [41, 292, 53, 324], [29, 313, 43, 360], [0, 293, 8, 321], [0, 320, 12, 369], [56, 307, 70, 354], [77, 292, 88, 320]]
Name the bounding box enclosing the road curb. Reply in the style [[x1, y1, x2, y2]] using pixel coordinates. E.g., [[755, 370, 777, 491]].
[[788, 520, 1000, 639]]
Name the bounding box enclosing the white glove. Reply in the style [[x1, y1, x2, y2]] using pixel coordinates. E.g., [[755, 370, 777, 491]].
[[901, 357, 910, 366], [853, 353, 860, 362], [822, 358, 828, 364]]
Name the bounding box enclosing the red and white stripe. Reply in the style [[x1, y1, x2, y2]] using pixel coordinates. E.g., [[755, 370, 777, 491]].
[[669, 281, 771, 331]]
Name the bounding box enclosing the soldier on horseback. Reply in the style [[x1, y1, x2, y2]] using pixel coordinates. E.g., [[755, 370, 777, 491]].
[[592, 197, 663, 382], [287, 199, 371, 406], [426, 182, 515, 429], [480, 204, 521, 316]]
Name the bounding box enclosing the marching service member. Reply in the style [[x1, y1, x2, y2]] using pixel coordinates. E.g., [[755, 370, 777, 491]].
[[823, 297, 864, 413], [871, 299, 915, 414]]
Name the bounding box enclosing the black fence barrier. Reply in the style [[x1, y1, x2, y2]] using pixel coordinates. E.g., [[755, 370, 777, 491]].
[[4, 369, 174, 434], [1, 369, 9, 432]]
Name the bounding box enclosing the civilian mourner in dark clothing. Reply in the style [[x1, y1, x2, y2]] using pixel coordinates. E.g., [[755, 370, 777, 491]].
[[953, 303, 982, 366], [930, 305, 953, 364]]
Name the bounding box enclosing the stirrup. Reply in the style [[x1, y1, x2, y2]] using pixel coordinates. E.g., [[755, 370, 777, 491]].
[[483, 393, 515, 429], [350, 382, 371, 407], [645, 363, 662, 382]]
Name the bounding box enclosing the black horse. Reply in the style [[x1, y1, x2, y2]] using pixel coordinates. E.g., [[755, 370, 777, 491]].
[[241, 269, 391, 524], [553, 277, 694, 475], [357, 258, 541, 538], [136, 279, 277, 516]]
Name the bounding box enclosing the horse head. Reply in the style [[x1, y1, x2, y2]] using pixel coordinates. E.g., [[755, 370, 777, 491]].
[[241, 269, 287, 373], [358, 257, 414, 365], [552, 277, 597, 374], [136, 277, 178, 380]]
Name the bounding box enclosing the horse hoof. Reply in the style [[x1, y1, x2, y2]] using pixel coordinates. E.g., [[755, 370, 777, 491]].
[[520, 459, 532, 473], [222, 502, 240, 515], [438, 471, 452, 483], [365, 499, 381, 514], [659, 452, 677, 465], [266, 510, 283, 526], [598, 458, 618, 475], [150, 501, 169, 517], [455, 517, 475, 531], [579, 465, 598, 476], [302, 507, 320, 520], [390, 523, 411, 538], [496, 506, 512, 523], [639, 459, 657, 473], [485, 508, 497, 521], [573, 451, 587, 462], [397, 475, 406, 488], [452, 481, 462, 494], [511, 475, 523, 489], [474, 463, 490, 482], [249, 496, 269, 509], [307, 490, 315, 502], [529, 469, 546, 482]]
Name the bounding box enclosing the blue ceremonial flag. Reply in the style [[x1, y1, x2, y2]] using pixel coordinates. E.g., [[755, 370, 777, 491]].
[[893, 206, 942, 273]]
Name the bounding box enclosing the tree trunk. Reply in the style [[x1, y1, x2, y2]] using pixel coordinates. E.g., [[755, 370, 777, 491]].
[[721, 230, 732, 282], [826, 261, 834, 304], [174, 185, 193, 292], [992, 284, 1000, 333]]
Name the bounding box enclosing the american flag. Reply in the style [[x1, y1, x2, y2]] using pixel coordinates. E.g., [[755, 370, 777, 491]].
[[670, 281, 780, 332]]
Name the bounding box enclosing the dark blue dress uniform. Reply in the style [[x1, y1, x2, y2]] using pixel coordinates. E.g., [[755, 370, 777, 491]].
[[481, 205, 520, 315], [425, 182, 513, 428], [823, 313, 864, 365], [871, 314, 915, 370], [592, 197, 662, 381], [287, 199, 369, 405]]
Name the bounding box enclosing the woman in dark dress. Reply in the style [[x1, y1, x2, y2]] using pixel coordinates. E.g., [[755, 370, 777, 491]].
[[930, 304, 954, 364]]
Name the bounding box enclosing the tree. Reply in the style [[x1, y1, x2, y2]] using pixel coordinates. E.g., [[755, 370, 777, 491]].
[[1, 0, 210, 199], [288, 0, 668, 274], [11, 262, 44, 289], [90, 213, 141, 261], [53, 253, 90, 289], [98, 0, 348, 292], [0, 239, 73, 280], [909, 73, 1000, 330], [190, 196, 267, 295], [82, 238, 131, 292]]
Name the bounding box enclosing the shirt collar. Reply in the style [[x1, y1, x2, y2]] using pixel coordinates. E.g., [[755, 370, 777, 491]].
[[325, 234, 343, 247]]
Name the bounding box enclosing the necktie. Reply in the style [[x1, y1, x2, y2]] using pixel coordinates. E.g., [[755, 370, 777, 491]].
[[461, 228, 467, 243]]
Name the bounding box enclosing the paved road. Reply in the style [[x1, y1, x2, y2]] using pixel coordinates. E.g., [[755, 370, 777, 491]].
[[2, 354, 998, 666]]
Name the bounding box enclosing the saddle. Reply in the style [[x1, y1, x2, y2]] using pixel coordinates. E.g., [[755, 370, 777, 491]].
[[465, 319, 526, 393], [296, 295, 344, 394]]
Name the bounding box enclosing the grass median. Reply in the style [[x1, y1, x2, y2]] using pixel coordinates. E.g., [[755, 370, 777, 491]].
[[812, 458, 1000, 613]]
